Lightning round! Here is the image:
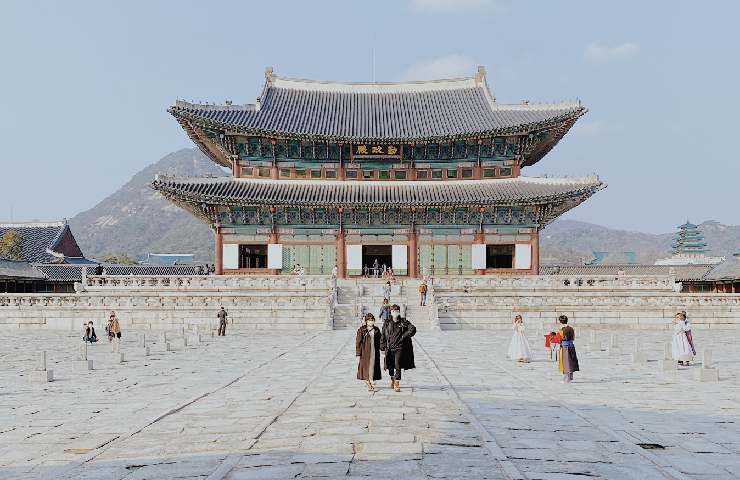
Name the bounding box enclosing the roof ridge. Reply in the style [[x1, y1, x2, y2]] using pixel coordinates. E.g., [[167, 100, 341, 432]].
[[267, 74, 481, 94], [0, 221, 66, 228]]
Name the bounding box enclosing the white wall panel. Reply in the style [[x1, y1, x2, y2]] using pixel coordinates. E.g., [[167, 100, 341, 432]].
[[392, 244, 407, 270], [471, 244, 487, 269], [347, 245, 362, 270], [223, 244, 239, 269], [514, 243, 532, 270], [267, 244, 283, 269]]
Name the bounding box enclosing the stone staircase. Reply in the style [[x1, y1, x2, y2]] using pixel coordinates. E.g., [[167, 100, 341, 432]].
[[331, 278, 434, 330]]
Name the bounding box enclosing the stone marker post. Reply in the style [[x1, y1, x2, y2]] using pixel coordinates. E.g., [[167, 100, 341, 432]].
[[697, 348, 719, 382], [664, 343, 672, 361], [74, 340, 94, 371], [31, 351, 53, 383], [702, 348, 712, 368]]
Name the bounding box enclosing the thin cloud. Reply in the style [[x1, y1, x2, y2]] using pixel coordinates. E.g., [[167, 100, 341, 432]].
[[571, 120, 606, 137], [398, 55, 477, 81], [584, 42, 639, 62], [410, 0, 497, 13]]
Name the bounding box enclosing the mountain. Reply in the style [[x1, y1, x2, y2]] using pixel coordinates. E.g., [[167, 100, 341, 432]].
[[540, 219, 740, 265], [69, 148, 226, 261], [69, 148, 740, 264]]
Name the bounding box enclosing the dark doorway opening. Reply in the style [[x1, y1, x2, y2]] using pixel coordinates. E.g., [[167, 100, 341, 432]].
[[486, 244, 514, 269], [363, 245, 392, 277], [238, 244, 267, 269]]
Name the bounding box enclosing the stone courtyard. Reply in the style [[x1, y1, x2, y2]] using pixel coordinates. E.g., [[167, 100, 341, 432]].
[[1, 327, 739, 480]]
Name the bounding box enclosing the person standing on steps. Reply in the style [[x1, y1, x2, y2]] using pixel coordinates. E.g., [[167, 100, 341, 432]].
[[418, 280, 428, 306], [380, 304, 416, 392], [356, 313, 382, 392], [217, 306, 228, 336], [379, 298, 392, 325], [382, 280, 392, 302]]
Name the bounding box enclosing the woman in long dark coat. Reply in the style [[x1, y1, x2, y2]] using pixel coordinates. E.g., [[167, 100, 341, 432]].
[[356, 313, 382, 392]]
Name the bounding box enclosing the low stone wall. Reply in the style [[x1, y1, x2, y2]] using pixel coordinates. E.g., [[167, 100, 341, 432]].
[[0, 290, 333, 331], [435, 291, 740, 330]]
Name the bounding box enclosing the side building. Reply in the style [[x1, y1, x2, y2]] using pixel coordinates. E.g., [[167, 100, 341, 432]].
[[154, 66, 604, 277]]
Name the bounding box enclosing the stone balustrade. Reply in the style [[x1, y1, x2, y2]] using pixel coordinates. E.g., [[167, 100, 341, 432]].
[[1, 274, 739, 331], [84, 274, 333, 291], [433, 274, 677, 291]]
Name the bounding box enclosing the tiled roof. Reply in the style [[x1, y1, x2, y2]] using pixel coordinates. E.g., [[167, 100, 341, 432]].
[[169, 69, 584, 143], [540, 264, 714, 282], [704, 259, 740, 281], [153, 176, 604, 209], [0, 221, 76, 263], [102, 265, 206, 276], [0, 260, 46, 280], [35, 264, 87, 282], [35, 264, 207, 282]]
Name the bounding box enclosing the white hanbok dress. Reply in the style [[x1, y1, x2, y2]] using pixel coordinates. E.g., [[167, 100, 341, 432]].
[[507, 323, 532, 361], [671, 321, 695, 361]]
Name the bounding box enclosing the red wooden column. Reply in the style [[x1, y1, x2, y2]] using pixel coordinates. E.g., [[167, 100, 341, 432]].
[[271, 139, 279, 179], [336, 229, 346, 279], [232, 158, 241, 178], [214, 227, 224, 275], [474, 231, 485, 275], [408, 230, 418, 278], [531, 231, 540, 275]]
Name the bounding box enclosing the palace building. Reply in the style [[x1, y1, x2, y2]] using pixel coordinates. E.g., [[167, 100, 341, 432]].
[[154, 66, 604, 278]]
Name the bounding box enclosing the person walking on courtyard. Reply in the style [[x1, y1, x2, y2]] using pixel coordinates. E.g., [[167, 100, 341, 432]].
[[109, 312, 121, 352], [380, 304, 416, 392], [331, 264, 338, 278], [556, 315, 578, 383], [507, 314, 531, 362], [419, 280, 428, 306], [83, 321, 98, 343], [373, 258, 380, 278], [356, 313, 382, 392], [382, 280, 392, 302], [105, 316, 114, 343], [671, 311, 696, 365], [217, 307, 228, 336]]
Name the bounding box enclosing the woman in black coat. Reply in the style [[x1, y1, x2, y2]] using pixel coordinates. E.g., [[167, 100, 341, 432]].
[[356, 313, 382, 392]]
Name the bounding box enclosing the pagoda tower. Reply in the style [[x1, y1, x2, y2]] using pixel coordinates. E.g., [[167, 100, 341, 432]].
[[672, 221, 708, 256], [655, 220, 723, 266]]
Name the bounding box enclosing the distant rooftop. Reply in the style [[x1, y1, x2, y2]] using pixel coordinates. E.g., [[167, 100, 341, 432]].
[[0, 220, 85, 264]]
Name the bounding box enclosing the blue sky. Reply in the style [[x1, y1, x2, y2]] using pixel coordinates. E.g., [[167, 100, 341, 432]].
[[1, 0, 738, 233]]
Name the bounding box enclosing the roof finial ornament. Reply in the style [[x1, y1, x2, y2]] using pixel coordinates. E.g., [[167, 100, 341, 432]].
[[475, 65, 486, 83], [265, 66, 274, 81]]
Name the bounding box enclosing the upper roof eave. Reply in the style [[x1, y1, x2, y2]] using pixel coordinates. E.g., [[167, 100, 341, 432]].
[[168, 104, 586, 143], [152, 175, 605, 210]]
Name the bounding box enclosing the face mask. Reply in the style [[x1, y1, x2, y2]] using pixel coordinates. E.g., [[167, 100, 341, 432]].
[[391, 311, 400, 319], [367, 321, 375, 327]]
